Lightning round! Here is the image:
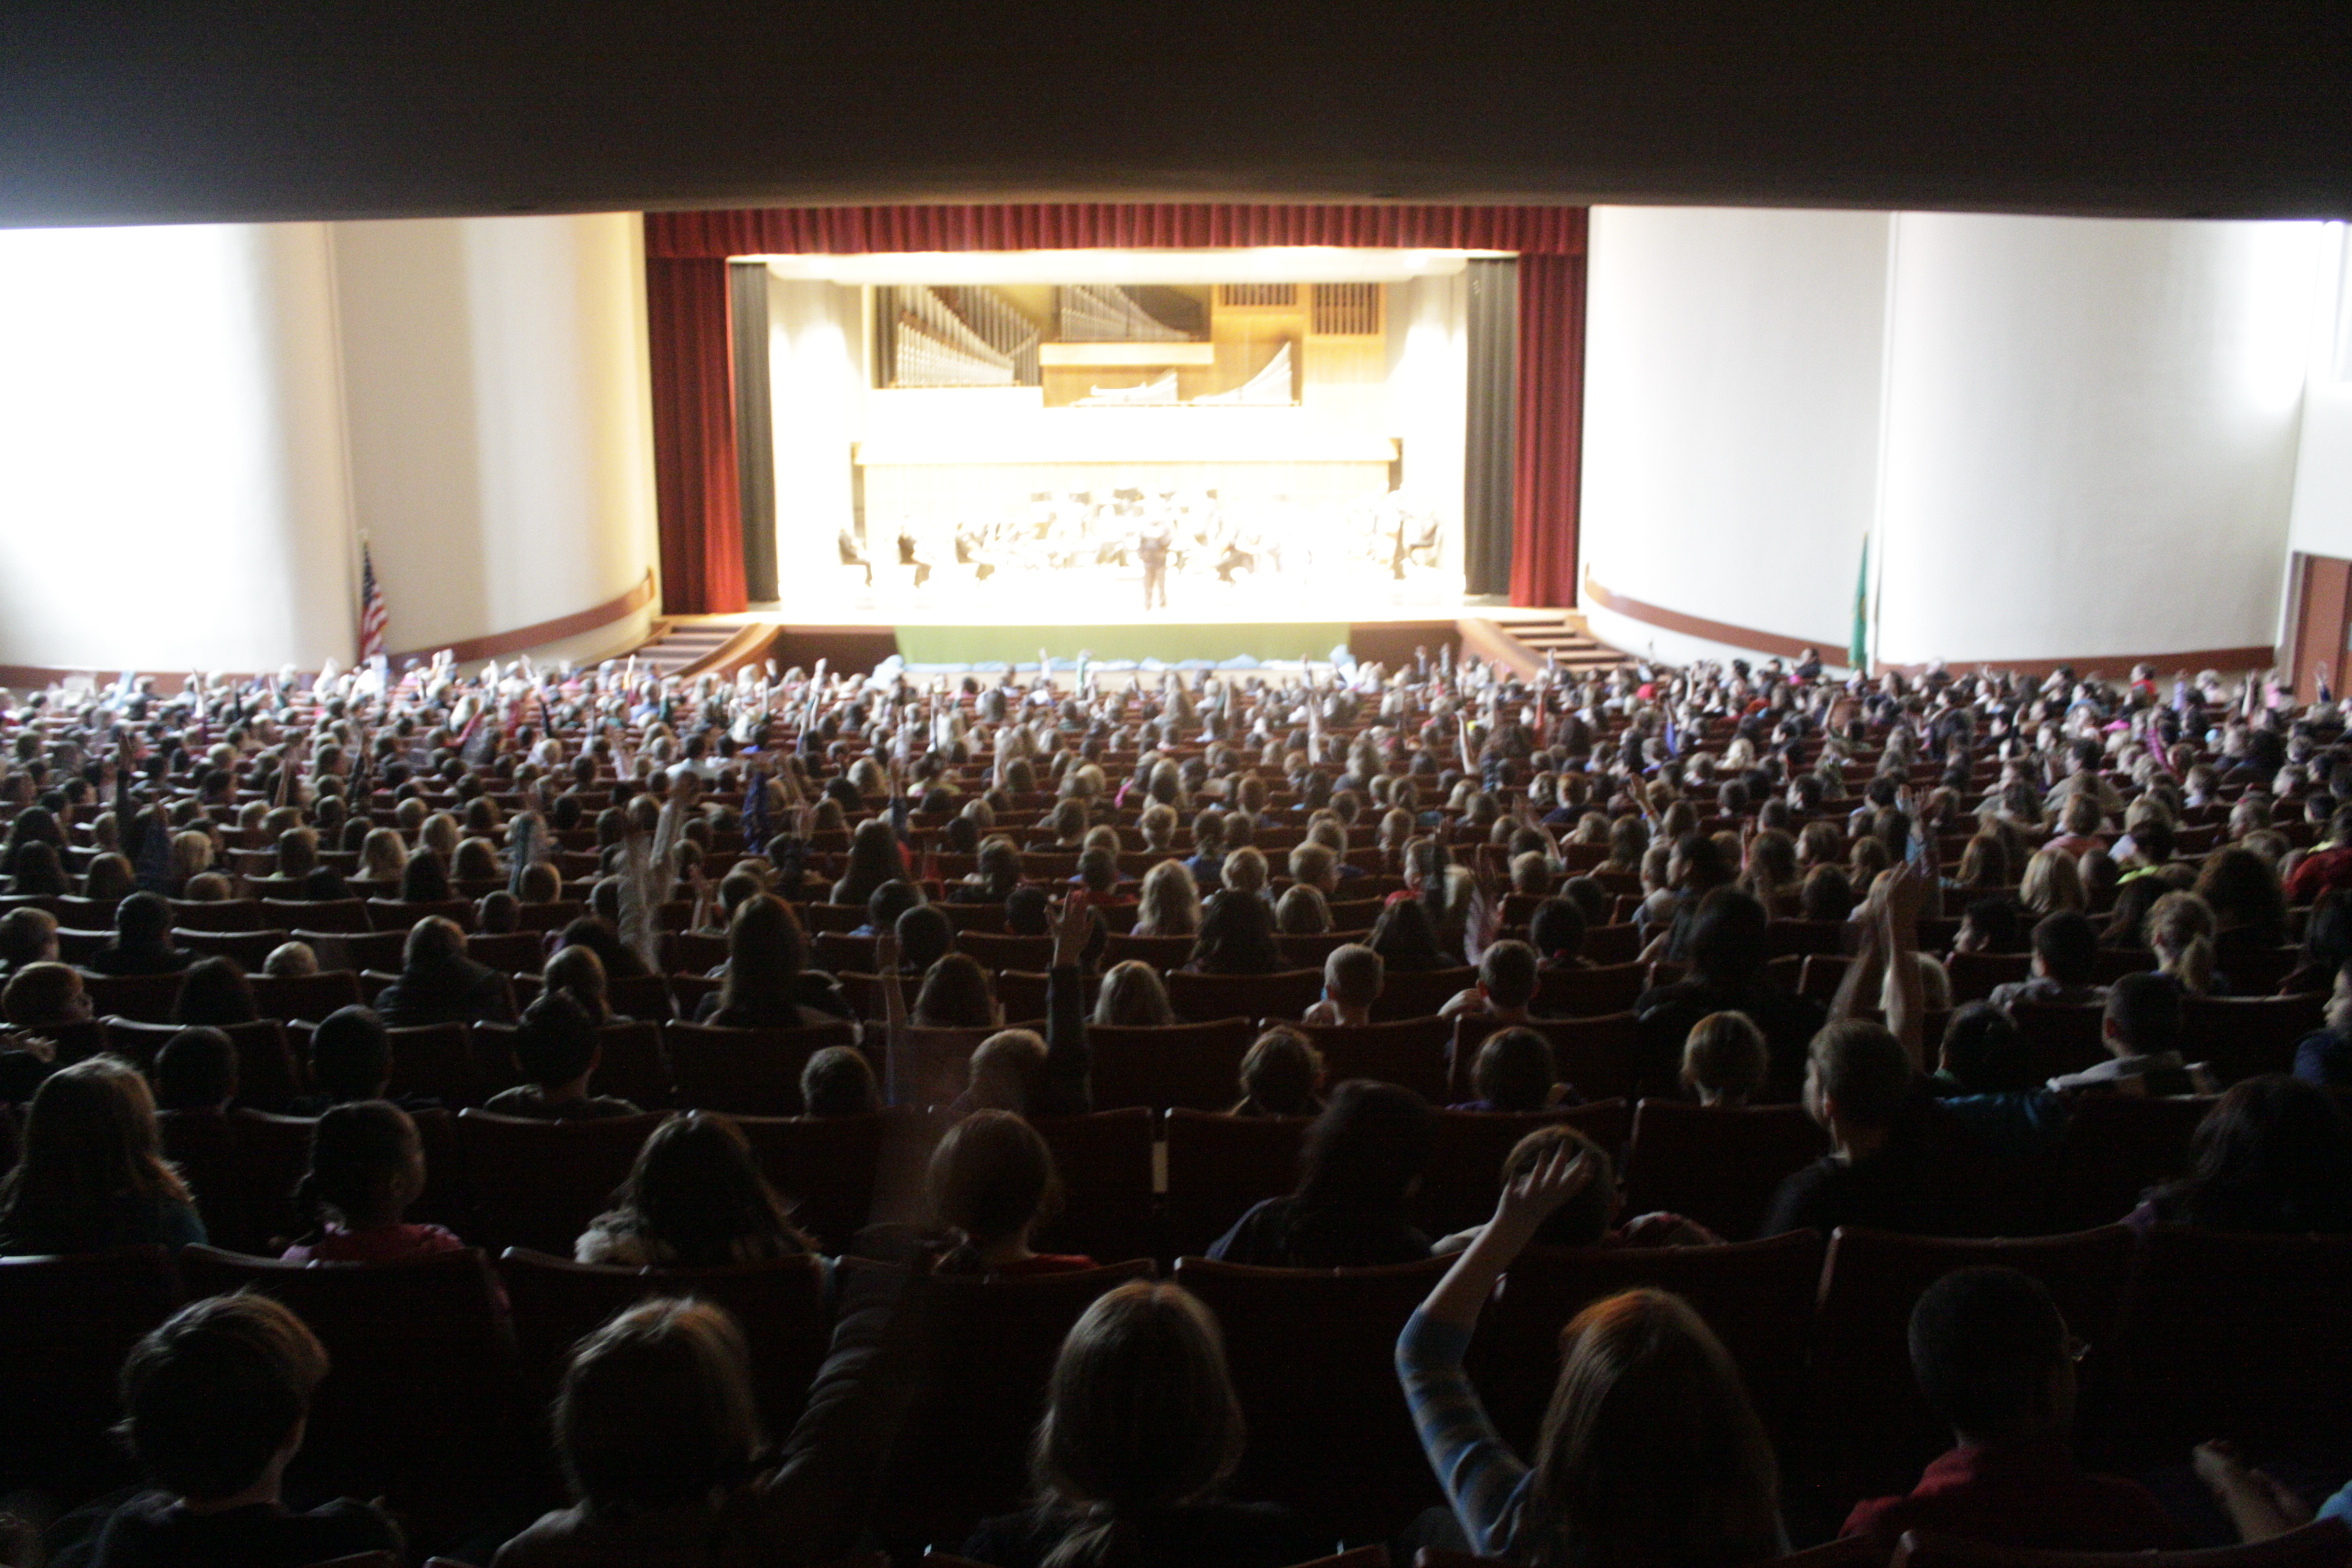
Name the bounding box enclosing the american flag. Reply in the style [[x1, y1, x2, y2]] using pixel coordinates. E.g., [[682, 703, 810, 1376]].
[[357, 542, 389, 663]]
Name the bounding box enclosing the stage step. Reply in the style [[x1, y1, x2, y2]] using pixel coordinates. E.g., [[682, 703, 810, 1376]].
[[1464, 614, 1633, 677], [626, 619, 743, 677]]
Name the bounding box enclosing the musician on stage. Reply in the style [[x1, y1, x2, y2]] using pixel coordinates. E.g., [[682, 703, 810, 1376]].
[[1137, 511, 1172, 611]]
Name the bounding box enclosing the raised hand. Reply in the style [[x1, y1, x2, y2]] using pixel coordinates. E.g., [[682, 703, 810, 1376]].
[[1491, 1141, 1597, 1241], [1051, 894, 1098, 969]]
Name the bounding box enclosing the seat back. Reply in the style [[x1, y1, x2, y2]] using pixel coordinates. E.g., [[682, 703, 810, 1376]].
[[175, 1245, 531, 1500], [387, 1022, 490, 1106], [1031, 1109, 1157, 1263], [1947, 951, 2031, 1002], [249, 969, 364, 1024], [2110, 1227, 2352, 1460], [896, 1024, 998, 1109], [171, 898, 270, 932], [83, 972, 183, 1023], [452, 1110, 668, 1256], [1162, 1109, 1309, 1259], [873, 1257, 1157, 1553], [1533, 960, 1649, 1018], [2009, 1003, 2111, 1081], [1811, 1225, 2137, 1497], [263, 898, 372, 933], [951, 930, 1055, 969], [1889, 1519, 2352, 1568], [1620, 1100, 1833, 1243], [1371, 965, 1478, 1021], [1292, 1016, 1452, 1101], [367, 898, 475, 932], [732, 1112, 895, 1254], [663, 1020, 859, 1115], [495, 1248, 829, 1435], [1164, 968, 1325, 1024], [1089, 1018, 1258, 1111], [0, 1248, 185, 1493], [1466, 1230, 1825, 1454], [1175, 1255, 1451, 1539], [466, 931, 545, 975], [2184, 994, 2326, 1084], [2044, 1095, 2213, 1233], [1452, 1013, 1647, 1104], [176, 927, 292, 967], [1415, 1104, 1634, 1238]]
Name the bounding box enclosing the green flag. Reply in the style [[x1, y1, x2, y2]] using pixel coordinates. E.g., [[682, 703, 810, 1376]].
[[1849, 537, 1869, 673]]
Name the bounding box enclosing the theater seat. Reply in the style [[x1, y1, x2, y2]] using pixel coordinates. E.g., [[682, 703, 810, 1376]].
[[870, 1256, 1156, 1554], [106, 1016, 304, 1109], [1810, 1226, 2137, 1503], [1891, 1519, 2351, 1568], [1090, 1018, 1257, 1111], [82, 972, 182, 1023], [1291, 1015, 1452, 1101], [247, 969, 364, 1024], [1373, 965, 1479, 1022], [0, 1247, 186, 1496], [453, 1110, 668, 1256], [1176, 1255, 1450, 1539], [1162, 1109, 1309, 1259], [1467, 1231, 1825, 1455], [1620, 1100, 1832, 1243], [2043, 1095, 2212, 1234], [1452, 1013, 1647, 1104], [663, 1019, 858, 1115], [2184, 993, 2325, 1085], [1164, 968, 1325, 1024], [1533, 959, 1649, 1017], [733, 1110, 902, 1254], [495, 1248, 829, 1434], [1030, 1109, 1157, 1263], [175, 1245, 534, 1512]]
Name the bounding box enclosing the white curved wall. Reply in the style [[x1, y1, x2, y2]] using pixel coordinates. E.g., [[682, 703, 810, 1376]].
[[0, 223, 358, 671], [1875, 215, 2316, 666], [333, 213, 659, 659], [1579, 207, 2326, 671], [1580, 207, 1891, 665]]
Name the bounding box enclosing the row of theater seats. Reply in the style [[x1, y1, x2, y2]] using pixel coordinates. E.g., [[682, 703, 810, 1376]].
[[150, 1090, 2227, 1268], [10, 1221, 2349, 1551]]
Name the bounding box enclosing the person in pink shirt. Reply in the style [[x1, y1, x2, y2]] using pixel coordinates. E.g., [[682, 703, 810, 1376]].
[[280, 1100, 464, 1264]]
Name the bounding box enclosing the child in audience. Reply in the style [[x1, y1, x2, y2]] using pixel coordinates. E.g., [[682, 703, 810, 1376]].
[[1989, 911, 2108, 1010], [928, 1109, 1094, 1276], [1302, 943, 1382, 1026], [281, 1099, 464, 1263], [2128, 1074, 2352, 1233], [577, 1111, 815, 1267], [1230, 1027, 1324, 1118], [1680, 1011, 1768, 1106], [1440, 940, 1541, 1023], [1091, 960, 1173, 1027], [1843, 1267, 2176, 1548], [1134, 860, 1202, 939], [484, 993, 643, 1121], [262, 940, 318, 978], [76, 1293, 402, 1567], [961, 1281, 1323, 1568], [543, 943, 624, 1024], [1527, 898, 1591, 970], [153, 1026, 239, 1113], [1456, 1027, 1566, 1112], [0, 904, 59, 978], [0, 1055, 206, 1254], [5, 960, 90, 1029], [173, 955, 259, 1027], [800, 1044, 880, 1118], [1209, 1081, 1434, 1267], [1398, 1142, 1782, 1563], [1760, 1020, 1959, 1239], [1430, 1124, 1719, 1253], [1273, 883, 1331, 934], [2046, 971, 2210, 1096], [291, 1005, 418, 1113], [88, 891, 192, 977]]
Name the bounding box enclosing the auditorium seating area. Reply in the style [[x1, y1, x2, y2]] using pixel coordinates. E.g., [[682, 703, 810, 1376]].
[[1, 653, 2350, 1565]]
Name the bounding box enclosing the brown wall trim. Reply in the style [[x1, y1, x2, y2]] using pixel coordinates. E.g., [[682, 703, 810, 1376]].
[[1581, 571, 1824, 662], [392, 570, 657, 665], [1585, 570, 2275, 677]]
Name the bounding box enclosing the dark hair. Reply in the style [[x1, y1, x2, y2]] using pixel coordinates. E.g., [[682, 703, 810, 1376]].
[[516, 991, 600, 1087], [1366, 897, 1446, 972], [555, 1297, 763, 1510], [1006, 886, 1052, 936], [2030, 910, 2098, 985], [1510, 1124, 1616, 1248], [118, 1293, 329, 1501], [1688, 888, 1769, 985], [928, 1109, 1060, 1272], [1909, 1267, 2070, 1444], [2102, 875, 2166, 948], [297, 1099, 419, 1228], [2146, 1075, 2352, 1234], [0, 1056, 189, 1246], [400, 847, 452, 903], [1528, 898, 1586, 963], [2103, 971, 2184, 1055], [2194, 847, 2287, 944], [1295, 1081, 1436, 1210], [866, 878, 925, 935], [800, 1045, 879, 1118], [154, 1027, 239, 1111], [172, 955, 257, 1027], [1473, 1027, 1557, 1112], [1031, 1281, 1246, 1568], [596, 1112, 811, 1267], [1963, 898, 2024, 954], [115, 890, 173, 947], [1189, 891, 1282, 976], [896, 904, 954, 973], [2305, 890, 2352, 973], [716, 895, 808, 1022], [1236, 1027, 1322, 1117], [309, 1005, 392, 1102], [1937, 1003, 2036, 1094]]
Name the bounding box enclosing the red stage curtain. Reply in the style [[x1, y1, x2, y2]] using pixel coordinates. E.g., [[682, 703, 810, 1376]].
[[646, 256, 746, 614], [1510, 252, 1586, 609], [647, 203, 1585, 259]]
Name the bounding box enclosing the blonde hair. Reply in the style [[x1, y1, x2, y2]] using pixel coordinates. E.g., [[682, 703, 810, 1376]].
[[2021, 848, 2088, 916], [2148, 890, 2218, 996], [1135, 860, 1201, 939]]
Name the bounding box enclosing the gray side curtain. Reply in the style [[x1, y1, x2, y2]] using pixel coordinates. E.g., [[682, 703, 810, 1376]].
[[730, 260, 779, 603], [1463, 257, 1518, 597]]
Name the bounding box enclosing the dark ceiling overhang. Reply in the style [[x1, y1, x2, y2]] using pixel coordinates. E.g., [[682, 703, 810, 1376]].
[[4, 1, 2348, 229]]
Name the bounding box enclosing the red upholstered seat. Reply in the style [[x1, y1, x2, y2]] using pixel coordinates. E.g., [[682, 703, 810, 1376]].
[[0, 1248, 186, 1495], [1620, 1099, 1832, 1243], [1891, 1520, 2351, 1568], [1533, 959, 1649, 1017], [1164, 967, 1325, 1024], [1291, 1015, 1453, 1101], [662, 1019, 859, 1115], [1162, 1108, 1309, 1259], [1031, 1108, 1157, 1263], [453, 1109, 668, 1256], [1089, 1017, 1258, 1111]]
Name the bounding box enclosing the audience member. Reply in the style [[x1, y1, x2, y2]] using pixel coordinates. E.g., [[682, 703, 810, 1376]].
[[800, 1044, 881, 1118], [1210, 1081, 1435, 1267], [577, 1112, 815, 1266], [1680, 1011, 1769, 1107], [484, 993, 643, 1121], [1231, 1027, 1324, 1118], [928, 1109, 1093, 1276], [153, 1025, 238, 1113], [0, 1055, 206, 1254], [281, 1099, 464, 1262]]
